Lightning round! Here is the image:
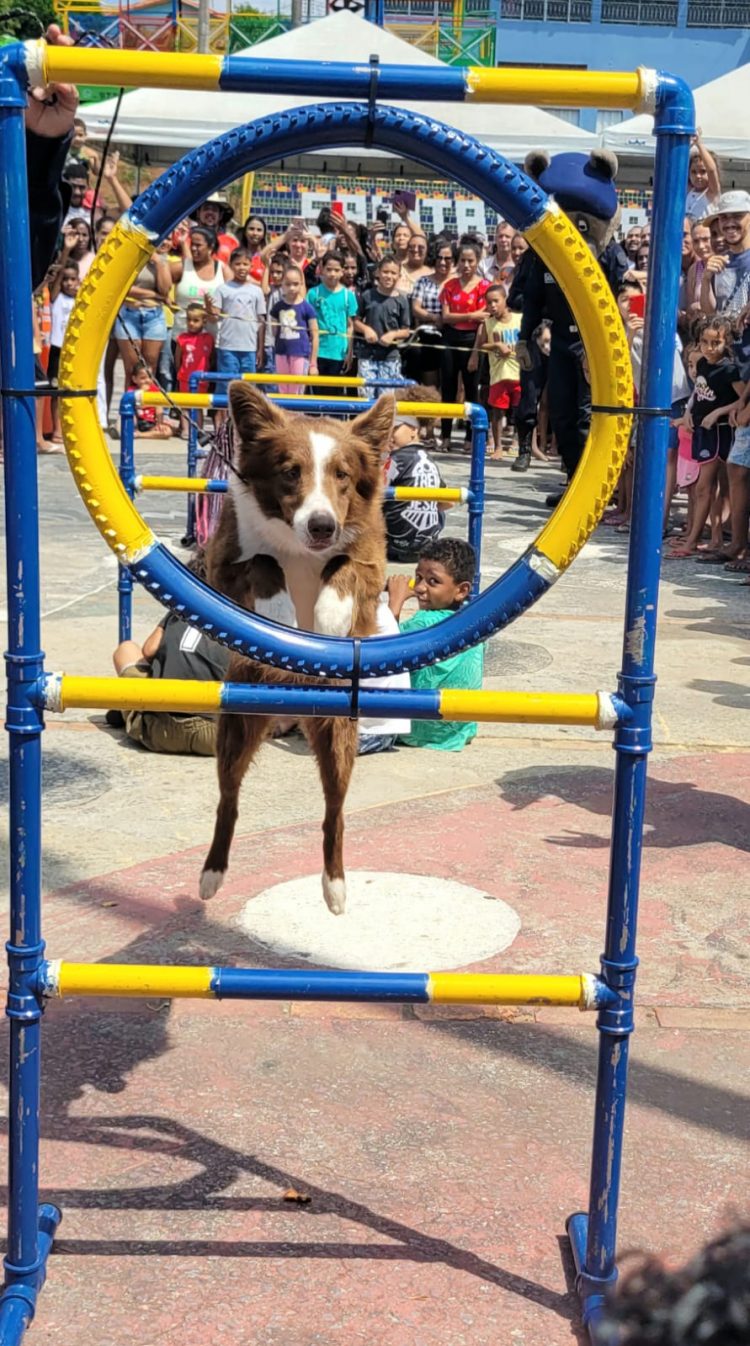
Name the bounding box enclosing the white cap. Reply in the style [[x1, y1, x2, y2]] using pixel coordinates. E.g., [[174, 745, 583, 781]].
[[702, 190, 750, 222]]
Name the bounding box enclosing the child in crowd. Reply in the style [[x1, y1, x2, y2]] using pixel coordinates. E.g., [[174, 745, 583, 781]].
[[206, 246, 265, 381], [668, 317, 744, 558], [108, 555, 230, 755], [355, 253, 412, 397], [307, 251, 358, 381], [382, 412, 449, 561], [468, 282, 521, 460], [175, 303, 215, 436], [387, 538, 483, 752], [270, 264, 319, 395], [48, 261, 80, 445], [129, 360, 173, 440], [262, 251, 288, 378], [513, 322, 551, 473]]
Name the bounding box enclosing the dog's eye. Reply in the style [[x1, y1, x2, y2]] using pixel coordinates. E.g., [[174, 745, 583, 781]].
[[335, 468, 349, 482], [282, 465, 301, 484]]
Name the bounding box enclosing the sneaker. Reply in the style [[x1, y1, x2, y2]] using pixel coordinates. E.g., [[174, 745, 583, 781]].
[[545, 488, 566, 508], [511, 451, 531, 473]]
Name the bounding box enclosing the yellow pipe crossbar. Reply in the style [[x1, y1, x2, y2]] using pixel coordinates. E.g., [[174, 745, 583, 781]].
[[465, 67, 649, 110], [135, 477, 467, 502], [48, 677, 618, 728], [137, 392, 466, 417], [428, 973, 594, 1006], [138, 476, 215, 493], [53, 963, 214, 998], [35, 45, 652, 111], [241, 373, 367, 388]]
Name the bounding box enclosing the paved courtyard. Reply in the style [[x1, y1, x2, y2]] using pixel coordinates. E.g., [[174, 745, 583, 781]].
[[1, 435, 748, 1344]]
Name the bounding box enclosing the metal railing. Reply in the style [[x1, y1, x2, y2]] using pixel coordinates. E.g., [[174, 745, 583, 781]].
[[500, 0, 592, 20], [686, 0, 750, 24], [601, 0, 678, 23]]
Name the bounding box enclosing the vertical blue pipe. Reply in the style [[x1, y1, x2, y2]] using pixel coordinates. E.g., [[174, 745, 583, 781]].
[[570, 74, 694, 1338], [0, 47, 56, 1325], [467, 406, 487, 595], [117, 394, 136, 643], [184, 371, 201, 546]]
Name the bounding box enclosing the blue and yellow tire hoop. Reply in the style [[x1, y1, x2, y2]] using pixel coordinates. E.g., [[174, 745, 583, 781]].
[[59, 102, 631, 679]]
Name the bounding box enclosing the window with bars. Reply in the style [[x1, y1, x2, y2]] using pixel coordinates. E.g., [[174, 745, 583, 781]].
[[601, 1, 678, 22], [500, 0, 592, 19], [687, 1, 750, 24]]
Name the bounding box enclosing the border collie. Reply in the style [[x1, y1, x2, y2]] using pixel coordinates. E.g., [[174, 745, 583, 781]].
[[200, 381, 396, 915]]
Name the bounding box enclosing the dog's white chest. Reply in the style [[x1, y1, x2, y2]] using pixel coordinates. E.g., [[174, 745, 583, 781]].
[[231, 484, 341, 633]]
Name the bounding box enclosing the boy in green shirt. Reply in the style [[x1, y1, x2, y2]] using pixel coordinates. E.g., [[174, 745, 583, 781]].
[[307, 251, 358, 379], [386, 538, 483, 752]]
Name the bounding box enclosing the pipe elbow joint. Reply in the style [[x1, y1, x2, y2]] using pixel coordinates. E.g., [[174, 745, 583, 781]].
[[654, 73, 695, 137]]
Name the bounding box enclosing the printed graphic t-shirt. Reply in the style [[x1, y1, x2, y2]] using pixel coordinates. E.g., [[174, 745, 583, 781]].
[[383, 444, 445, 559], [714, 248, 750, 318], [307, 284, 358, 362], [213, 280, 266, 351], [270, 299, 316, 358], [485, 311, 522, 384]]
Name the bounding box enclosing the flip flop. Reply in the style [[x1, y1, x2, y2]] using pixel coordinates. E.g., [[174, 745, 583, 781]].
[[696, 552, 733, 565], [665, 547, 694, 559], [724, 558, 750, 573]]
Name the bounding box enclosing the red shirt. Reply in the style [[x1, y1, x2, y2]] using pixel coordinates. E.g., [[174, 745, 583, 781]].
[[441, 276, 490, 331], [177, 331, 214, 391], [129, 379, 159, 424], [215, 231, 240, 265]]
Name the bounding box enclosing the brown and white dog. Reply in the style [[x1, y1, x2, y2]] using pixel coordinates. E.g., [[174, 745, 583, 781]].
[[200, 381, 396, 915]]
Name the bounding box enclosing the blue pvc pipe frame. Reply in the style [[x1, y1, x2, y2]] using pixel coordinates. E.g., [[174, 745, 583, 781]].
[[118, 389, 487, 643], [0, 38, 694, 1345], [182, 368, 413, 544]]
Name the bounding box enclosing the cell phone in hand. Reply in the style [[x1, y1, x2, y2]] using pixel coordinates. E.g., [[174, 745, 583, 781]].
[[393, 190, 416, 212], [291, 216, 306, 230], [629, 293, 646, 318], [331, 201, 344, 218]]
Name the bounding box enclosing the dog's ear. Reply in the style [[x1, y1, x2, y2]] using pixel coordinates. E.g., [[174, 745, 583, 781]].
[[229, 381, 287, 442], [349, 393, 396, 459]]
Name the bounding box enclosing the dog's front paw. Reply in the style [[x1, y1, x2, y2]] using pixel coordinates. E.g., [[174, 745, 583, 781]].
[[199, 868, 225, 901], [322, 872, 347, 915], [313, 586, 354, 637]]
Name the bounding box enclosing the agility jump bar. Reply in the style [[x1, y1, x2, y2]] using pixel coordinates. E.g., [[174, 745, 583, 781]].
[[134, 476, 471, 503], [39, 963, 616, 1008], [27, 42, 658, 111], [42, 675, 625, 728], [135, 393, 471, 418]]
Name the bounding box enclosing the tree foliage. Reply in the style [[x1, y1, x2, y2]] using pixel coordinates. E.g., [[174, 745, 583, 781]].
[[0, 0, 58, 40]]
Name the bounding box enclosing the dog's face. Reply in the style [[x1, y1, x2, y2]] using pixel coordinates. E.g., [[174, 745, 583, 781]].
[[229, 382, 395, 555]]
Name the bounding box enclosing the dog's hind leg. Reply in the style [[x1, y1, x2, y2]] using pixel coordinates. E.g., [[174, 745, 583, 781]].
[[303, 715, 358, 915], [200, 710, 273, 900]]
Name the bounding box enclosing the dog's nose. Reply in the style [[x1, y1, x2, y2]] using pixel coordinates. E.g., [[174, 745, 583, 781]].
[[307, 512, 337, 544]]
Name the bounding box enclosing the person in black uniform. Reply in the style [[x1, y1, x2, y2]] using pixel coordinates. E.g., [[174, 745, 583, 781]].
[[515, 150, 629, 506]]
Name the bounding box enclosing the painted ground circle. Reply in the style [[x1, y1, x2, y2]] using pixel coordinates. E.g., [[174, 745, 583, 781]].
[[235, 871, 521, 972]]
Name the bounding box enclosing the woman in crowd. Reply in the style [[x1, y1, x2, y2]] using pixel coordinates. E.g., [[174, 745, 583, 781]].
[[51, 217, 94, 291], [439, 240, 489, 451], [114, 246, 173, 385], [685, 218, 714, 320], [398, 232, 431, 295], [240, 214, 269, 282], [169, 225, 230, 353], [480, 220, 514, 285], [511, 232, 528, 266], [408, 238, 455, 388]]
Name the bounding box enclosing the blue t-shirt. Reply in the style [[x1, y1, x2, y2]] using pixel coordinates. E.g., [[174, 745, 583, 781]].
[[398, 607, 484, 752], [270, 299, 316, 358], [307, 284, 358, 361]]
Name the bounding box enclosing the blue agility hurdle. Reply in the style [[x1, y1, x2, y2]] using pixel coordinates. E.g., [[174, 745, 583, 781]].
[[0, 36, 692, 1346], [116, 389, 487, 641]]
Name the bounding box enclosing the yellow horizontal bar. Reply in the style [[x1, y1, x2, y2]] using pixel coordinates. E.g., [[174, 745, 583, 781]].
[[241, 373, 365, 388], [466, 66, 646, 110], [57, 675, 222, 714], [139, 476, 214, 493], [138, 392, 465, 417], [392, 487, 465, 502], [39, 45, 223, 90], [55, 963, 213, 998], [429, 973, 590, 1006], [440, 691, 601, 726]]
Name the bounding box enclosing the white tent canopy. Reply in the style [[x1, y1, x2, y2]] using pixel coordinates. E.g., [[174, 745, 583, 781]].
[[85, 11, 597, 164], [604, 63, 750, 162]]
